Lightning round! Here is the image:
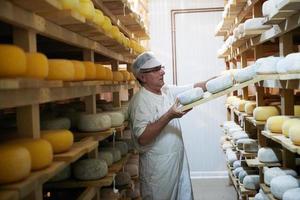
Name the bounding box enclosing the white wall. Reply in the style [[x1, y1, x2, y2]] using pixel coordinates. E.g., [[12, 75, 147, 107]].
[[149, 0, 228, 178]]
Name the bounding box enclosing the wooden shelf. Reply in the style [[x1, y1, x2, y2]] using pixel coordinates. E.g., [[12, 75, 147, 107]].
[[260, 183, 271, 194], [0, 161, 66, 199], [109, 153, 131, 174], [0, 79, 63, 90], [77, 187, 97, 200], [0, 190, 19, 200], [245, 157, 281, 167], [74, 128, 114, 142], [245, 117, 265, 129]]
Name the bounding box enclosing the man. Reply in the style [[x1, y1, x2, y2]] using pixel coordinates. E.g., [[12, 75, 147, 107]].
[[128, 52, 212, 200]]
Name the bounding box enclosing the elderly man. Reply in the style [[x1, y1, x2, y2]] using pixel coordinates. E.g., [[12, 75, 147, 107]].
[[128, 52, 212, 200]]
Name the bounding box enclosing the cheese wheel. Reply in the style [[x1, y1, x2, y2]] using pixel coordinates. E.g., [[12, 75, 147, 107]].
[[243, 175, 260, 190], [177, 88, 204, 105], [115, 172, 131, 186], [110, 26, 120, 40], [78, 0, 95, 20], [289, 124, 300, 146], [226, 96, 239, 105], [226, 150, 237, 166], [101, 148, 121, 162], [0, 145, 31, 184], [264, 167, 286, 186], [245, 101, 256, 115], [266, 116, 290, 133], [103, 111, 125, 127], [71, 60, 85, 81], [47, 59, 75, 81], [295, 105, 300, 117], [282, 119, 300, 137], [206, 74, 233, 94], [120, 70, 130, 81], [233, 65, 256, 83], [255, 56, 282, 74], [102, 16, 112, 33], [239, 170, 258, 184], [8, 139, 53, 171], [233, 160, 241, 169], [41, 117, 71, 130], [113, 71, 124, 82], [25, 52, 48, 79], [129, 72, 135, 80], [0, 44, 26, 77], [95, 64, 107, 80], [49, 165, 71, 182], [282, 188, 300, 200], [258, 147, 282, 163], [73, 158, 108, 180], [93, 9, 104, 26], [237, 100, 248, 112], [253, 106, 280, 121], [270, 175, 299, 199], [77, 113, 111, 132], [60, 0, 80, 10], [233, 167, 244, 177], [98, 151, 113, 166], [227, 127, 243, 136], [41, 130, 74, 154], [232, 131, 249, 143], [104, 67, 113, 80], [83, 61, 96, 80], [124, 164, 138, 177], [103, 141, 128, 156]]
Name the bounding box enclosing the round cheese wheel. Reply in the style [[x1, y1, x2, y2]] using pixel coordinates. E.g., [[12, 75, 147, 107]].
[[8, 139, 53, 171], [226, 150, 237, 166], [295, 105, 300, 117], [103, 141, 128, 156], [289, 124, 300, 145], [78, 0, 95, 20], [206, 74, 233, 94], [233, 160, 241, 169], [73, 158, 108, 180], [222, 142, 233, 150], [47, 59, 75, 81], [254, 193, 265, 200], [232, 131, 249, 143], [71, 60, 85, 81], [227, 127, 243, 136], [253, 106, 280, 121], [83, 61, 96, 80], [98, 151, 113, 166], [102, 16, 112, 33], [25, 52, 48, 79], [110, 25, 120, 40], [177, 88, 204, 105], [77, 113, 111, 132], [59, 0, 80, 10], [243, 175, 260, 190], [112, 71, 124, 82], [95, 64, 107, 80], [258, 147, 282, 163], [104, 68, 113, 80], [115, 172, 131, 186], [237, 100, 247, 112], [41, 130, 74, 154], [124, 163, 138, 177], [103, 111, 125, 127], [282, 188, 300, 200], [0, 44, 26, 77], [41, 117, 71, 130], [101, 148, 121, 162], [271, 175, 299, 199], [49, 165, 71, 182], [264, 167, 286, 186], [120, 70, 130, 81], [282, 119, 300, 137], [245, 101, 256, 115], [266, 116, 290, 133], [226, 96, 239, 105], [129, 72, 135, 80], [0, 145, 31, 184], [233, 167, 244, 177], [239, 170, 258, 184], [93, 9, 104, 26]]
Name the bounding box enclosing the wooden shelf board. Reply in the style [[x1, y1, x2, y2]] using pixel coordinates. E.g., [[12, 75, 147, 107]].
[[0, 161, 66, 198], [240, 184, 257, 196], [74, 128, 114, 142], [40, 9, 86, 26], [277, 0, 300, 10], [0, 190, 19, 200], [77, 187, 97, 200], [239, 149, 257, 158], [279, 73, 300, 80], [260, 183, 271, 194], [54, 139, 99, 163], [109, 153, 131, 174], [267, 193, 278, 200], [245, 157, 281, 167], [245, 117, 266, 128], [0, 79, 63, 90], [10, 0, 62, 13]]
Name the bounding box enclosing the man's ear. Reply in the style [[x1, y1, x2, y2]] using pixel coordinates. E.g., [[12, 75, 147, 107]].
[[138, 74, 146, 82]]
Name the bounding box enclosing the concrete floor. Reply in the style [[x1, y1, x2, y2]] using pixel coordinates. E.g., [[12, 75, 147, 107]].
[[192, 178, 237, 200]]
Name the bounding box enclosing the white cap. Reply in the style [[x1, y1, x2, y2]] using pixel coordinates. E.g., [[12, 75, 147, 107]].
[[132, 52, 162, 77]]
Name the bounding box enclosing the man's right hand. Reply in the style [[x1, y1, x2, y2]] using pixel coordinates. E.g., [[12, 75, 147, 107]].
[[167, 99, 192, 119]]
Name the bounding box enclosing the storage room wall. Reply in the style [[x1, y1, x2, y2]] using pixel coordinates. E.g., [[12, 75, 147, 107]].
[[148, 0, 227, 178]]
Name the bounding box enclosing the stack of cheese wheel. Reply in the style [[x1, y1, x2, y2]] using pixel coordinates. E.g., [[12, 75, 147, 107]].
[[289, 124, 300, 146], [253, 106, 280, 121], [113, 71, 124, 82], [25, 52, 49, 79], [120, 70, 130, 81], [83, 61, 96, 80], [59, 0, 80, 11], [0, 44, 26, 78], [71, 60, 86, 81], [78, 0, 95, 20], [41, 130, 74, 154], [8, 138, 53, 171], [73, 158, 108, 180], [77, 113, 111, 132], [266, 116, 290, 133], [93, 9, 104, 26], [95, 64, 107, 80], [282, 118, 300, 137], [0, 145, 31, 184], [47, 59, 75, 81]]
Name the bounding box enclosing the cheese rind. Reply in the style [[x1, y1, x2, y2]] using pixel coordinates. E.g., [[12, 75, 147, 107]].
[[41, 130, 74, 154], [258, 147, 282, 163], [266, 116, 290, 133], [270, 175, 299, 199], [282, 119, 300, 137], [177, 88, 204, 105], [253, 106, 280, 121], [77, 113, 111, 132], [73, 158, 108, 180], [289, 124, 300, 145], [25, 52, 48, 79], [47, 59, 75, 81], [83, 61, 96, 80]]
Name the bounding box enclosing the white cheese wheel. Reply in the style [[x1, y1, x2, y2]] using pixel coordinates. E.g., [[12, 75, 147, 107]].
[[78, 113, 111, 132], [236, 138, 255, 150], [226, 150, 237, 166], [232, 131, 249, 143], [103, 111, 124, 127], [101, 148, 121, 162], [294, 105, 300, 117], [277, 56, 291, 74], [262, 0, 276, 17], [98, 151, 113, 166], [245, 101, 256, 115], [115, 172, 131, 186], [271, 175, 299, 199], [233, 65, 256, 83], [244, 18, 272, 31], [258, 147, 282, 163], [226, 96, 240, 105], [0, 145, 31, 184], [41, 117, 71, 130], [243, 175, 260, 190], [233, 167, 244, 177], [254, 193, 265, 200], [289, 124, 300, 145], [285, 52, 300, 73], [233, 160, 241, 169], [243, 140, 258, 153], [206, 74, 233, 94], [255, 56, 283, 74], [282, 119, 300, 137], [222, 142, 233, 150], [103, 141, 128, 156], [25, 52, 48, 79], [49, 165, 71, 182], [41, 130, 74, 154], [282, 188, 300, 200], [124, 164, 138, 177], [177, 88, 204, 105], [264, 167, 286, 186], [266, 115, 290, 133], [73, 159, 108, 181], [228, 127, 243, 136], [253, 106, 280, 121], [239, 170, 258, 183]]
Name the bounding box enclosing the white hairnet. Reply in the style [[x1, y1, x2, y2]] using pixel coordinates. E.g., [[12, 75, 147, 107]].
[[132, 52, 162, 77]]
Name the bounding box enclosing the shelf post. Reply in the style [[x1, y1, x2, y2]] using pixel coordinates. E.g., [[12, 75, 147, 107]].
[[240, 52, 249, 100], [111, 60, 121, 108]]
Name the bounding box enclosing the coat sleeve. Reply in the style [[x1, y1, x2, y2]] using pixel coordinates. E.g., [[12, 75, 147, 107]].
[[164, 84, 194, 99]]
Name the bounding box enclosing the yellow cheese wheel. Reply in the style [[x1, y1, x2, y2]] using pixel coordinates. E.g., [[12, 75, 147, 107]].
[[8, 139, 53, 171], [111, 26, 120, 40], [113, 71, 124, 82], [295, 105, 300, 117], [282, 118, 300, 137], [289, 124, 300, 145], [93, 9, 104, 26], [253, 106, 280, 121], [102, 16, 112, 33], [104, 68, 113, 80], [266, 116, 290, 133], [237, 100, 247, 112], [47, 59, 75, 81], [83, 61, 96, 80], [0, 44, 26, 77], [0, 145, 31, 184], [226, 96, 239, 105], [71, 60, 86, 81], [245, 101, 256, 115], [96, 64, 107, 80], [60, 0, 80, 10], [25, 52, 48, 79], [41, 130, 74, 154], [120, 70, 130, 81], [78, 0, 95, 20], [129, 72, 135, 80]]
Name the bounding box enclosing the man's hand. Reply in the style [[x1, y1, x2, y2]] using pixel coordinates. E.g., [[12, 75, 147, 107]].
[[166, 99, 192, 119]]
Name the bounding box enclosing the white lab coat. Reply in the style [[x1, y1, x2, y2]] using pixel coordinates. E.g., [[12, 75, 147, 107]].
[[128, 85, 194, 200]]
